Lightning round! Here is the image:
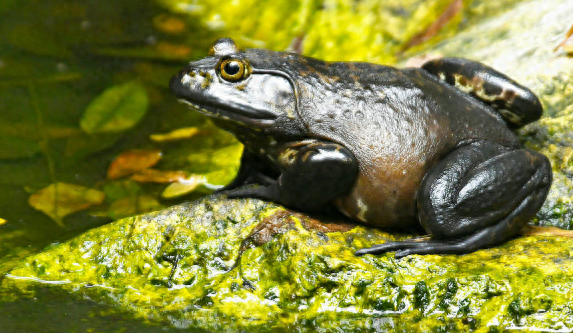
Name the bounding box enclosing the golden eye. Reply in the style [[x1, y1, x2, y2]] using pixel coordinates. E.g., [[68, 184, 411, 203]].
[[219, 59, 246, 82]]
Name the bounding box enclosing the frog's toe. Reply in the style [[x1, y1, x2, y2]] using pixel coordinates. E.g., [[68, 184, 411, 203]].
[[355, 240, 432, 256]]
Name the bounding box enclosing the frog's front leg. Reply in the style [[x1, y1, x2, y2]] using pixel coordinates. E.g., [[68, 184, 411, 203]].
[[356, 140, 552, 258], [421, 57, 543, 128], [224, 140, 359, 212], [215, 149, 279, 193]]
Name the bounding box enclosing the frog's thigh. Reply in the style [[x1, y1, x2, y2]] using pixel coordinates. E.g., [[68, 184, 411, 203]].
[[277, 141, 358, 211], [422, 57, 542, 128], [356, 141, 551, 258]]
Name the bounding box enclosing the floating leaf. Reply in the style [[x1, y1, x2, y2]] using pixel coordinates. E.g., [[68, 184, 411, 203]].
[[0, 136, 40, 160], [162, 175, 207, 199], [28, 183, 105, 227], [107, 149, 162, 179], [150, 127, 200, 142], [131, 169, 188, 183], [107, 195, 163, 220], [80, 81, 149, 134]]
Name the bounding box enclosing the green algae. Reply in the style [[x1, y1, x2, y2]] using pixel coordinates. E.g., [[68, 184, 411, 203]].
[[156, 0, 502, 64], [4, 195, 573, 332]]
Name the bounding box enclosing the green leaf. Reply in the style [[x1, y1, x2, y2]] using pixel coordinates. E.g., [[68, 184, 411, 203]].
[[63, 133, 121, 161], [103, 180, 142, 202], [80, 81, 149, 134], [0, 136, 40, 160]]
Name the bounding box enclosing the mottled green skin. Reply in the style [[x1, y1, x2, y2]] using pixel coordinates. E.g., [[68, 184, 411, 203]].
[[3, 195, 573, 333]]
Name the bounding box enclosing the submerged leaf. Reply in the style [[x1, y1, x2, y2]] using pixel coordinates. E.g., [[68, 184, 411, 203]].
[[28, 183, 105, 227], [80, 81, 149, 134], [107, 149, 162, 179], [107, 195, 163, 220], [162, 175, 207, 198], [64, 133, 121, 160], [103, 180, 142, 202], [0, 136, 40, 159], [150, 127, 200, 142], [130, 169, 188, 183]]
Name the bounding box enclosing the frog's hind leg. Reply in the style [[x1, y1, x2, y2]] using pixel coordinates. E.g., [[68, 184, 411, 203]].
[[421, 57, 543, 128], [355, 141, 552, 259]]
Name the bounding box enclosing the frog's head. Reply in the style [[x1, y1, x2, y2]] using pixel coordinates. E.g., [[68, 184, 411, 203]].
[[170, 38, 306, 138]]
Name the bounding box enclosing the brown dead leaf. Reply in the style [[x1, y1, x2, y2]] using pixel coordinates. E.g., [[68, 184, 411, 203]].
[[161, 175, 207, 198], [130, 169, 188, 183], [107, 149, 162, 179], [150, 127, 200, 142], [520, 225, 573, 238], [401, 0, 463, 52], [28, 182, 105, 227]]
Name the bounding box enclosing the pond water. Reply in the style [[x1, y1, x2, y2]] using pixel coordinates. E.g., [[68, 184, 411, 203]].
[[0, 0, 242, 330]]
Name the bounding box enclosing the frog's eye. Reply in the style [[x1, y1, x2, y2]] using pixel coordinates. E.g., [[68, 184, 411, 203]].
[[219, 59, 247, 82]]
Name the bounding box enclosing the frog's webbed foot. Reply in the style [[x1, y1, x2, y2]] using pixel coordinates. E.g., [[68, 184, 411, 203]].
[[356, 140, 552, 259], [421, 57, 543, 129]]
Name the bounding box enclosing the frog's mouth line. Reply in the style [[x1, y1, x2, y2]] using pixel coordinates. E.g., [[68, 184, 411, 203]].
[[177, 98, 277, 127]]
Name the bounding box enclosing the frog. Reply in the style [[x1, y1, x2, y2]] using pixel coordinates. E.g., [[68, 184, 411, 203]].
[[170, 38, 552, 258]]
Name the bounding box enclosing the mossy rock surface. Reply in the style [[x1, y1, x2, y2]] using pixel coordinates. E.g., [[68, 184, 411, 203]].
[[3, 0, 573, 332], [3, 195, 573, 332]]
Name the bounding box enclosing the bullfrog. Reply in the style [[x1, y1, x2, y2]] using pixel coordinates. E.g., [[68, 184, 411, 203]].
[[170, 38, 552, 258]]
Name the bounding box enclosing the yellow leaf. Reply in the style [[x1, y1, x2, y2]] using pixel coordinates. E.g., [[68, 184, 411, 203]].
[[130, 169, 188, 183], [150, 127, 200, 142], [162, 175, 207, 199], [0, 218, 6, 225], [28, 183, 105, 227]]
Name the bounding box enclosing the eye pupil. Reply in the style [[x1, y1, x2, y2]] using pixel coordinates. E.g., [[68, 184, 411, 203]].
[[224, 61, 240, 75]]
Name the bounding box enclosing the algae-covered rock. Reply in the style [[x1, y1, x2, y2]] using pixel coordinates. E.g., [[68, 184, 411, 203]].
[[4, 195, 573, 332]]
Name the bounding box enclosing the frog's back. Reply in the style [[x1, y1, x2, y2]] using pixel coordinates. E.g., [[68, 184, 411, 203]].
[[292, 59, 520, 227]]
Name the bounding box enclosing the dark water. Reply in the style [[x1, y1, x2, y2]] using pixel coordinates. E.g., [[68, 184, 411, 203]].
[[0, 0, 230, 330]]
